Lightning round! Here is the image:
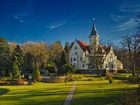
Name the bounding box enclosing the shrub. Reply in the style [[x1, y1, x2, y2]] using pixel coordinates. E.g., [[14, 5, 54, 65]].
[[16, 79, 28, 85], [58, 64, 76, 75], [0, 80, 11, 85], [106, 72, 114, 84], [36, 76, 43, 82], [47, 76, 65, 83], [46, 62, 56, 73]]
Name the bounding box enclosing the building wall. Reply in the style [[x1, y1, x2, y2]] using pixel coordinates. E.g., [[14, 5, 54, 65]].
[[69, 41, 89, 69], [103, 48, 118, 71]]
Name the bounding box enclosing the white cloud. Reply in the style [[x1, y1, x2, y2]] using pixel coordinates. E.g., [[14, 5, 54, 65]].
[[47, 21, 68, 30], [13, 9, 33, 24], [116, 18, 139, 31], [46, 10, 79, 30], [110, 14, 126, 22], [120, 0, 140, 13]]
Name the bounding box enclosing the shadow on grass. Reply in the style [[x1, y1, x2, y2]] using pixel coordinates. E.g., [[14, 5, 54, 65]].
[[114, 76, 140, 84], [72, 88, 137, 105], [0, 88, 70, 105], [72, 93, 123, 105], [0, 88, 9, 95]]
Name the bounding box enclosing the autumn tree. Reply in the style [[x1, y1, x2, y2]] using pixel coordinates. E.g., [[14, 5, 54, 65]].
[[22, 42, 49, 78], [49, 41, 63, 67]]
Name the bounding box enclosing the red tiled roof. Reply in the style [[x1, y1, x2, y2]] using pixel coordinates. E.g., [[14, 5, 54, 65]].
[[77, 40, 87, 47], [77, 40, 89, 51]]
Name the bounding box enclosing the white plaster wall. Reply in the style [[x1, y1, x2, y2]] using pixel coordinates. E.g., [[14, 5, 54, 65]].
[[103, 49, 118, 70], [69, 41, 89, 69]]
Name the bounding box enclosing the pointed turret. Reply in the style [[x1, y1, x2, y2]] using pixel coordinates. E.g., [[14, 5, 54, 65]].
[[89, 22, 99, 55], [89, 23, 99, 37]]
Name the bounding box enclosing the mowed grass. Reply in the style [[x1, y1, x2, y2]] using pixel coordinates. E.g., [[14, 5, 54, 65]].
[[0, 82, 73, 105], [0, 73, 139, 105], [72, 74, 139, 105]]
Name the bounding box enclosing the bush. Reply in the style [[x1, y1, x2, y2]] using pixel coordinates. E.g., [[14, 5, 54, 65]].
[[46, 62, 56, 73], [36, 76, 43, 82], [106, 72, 114, 84], [16, 79, 28, 85], [47, 76, 65, 83], [0, 80, 11, 85], [58, 64, 76, 75], [65, 74, 85, 81]]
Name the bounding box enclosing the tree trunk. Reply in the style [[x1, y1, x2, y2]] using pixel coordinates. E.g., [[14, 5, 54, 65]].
[[132, 63, 136, 77]]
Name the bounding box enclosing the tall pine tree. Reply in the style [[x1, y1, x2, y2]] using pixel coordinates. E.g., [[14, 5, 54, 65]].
[[12, 44, 23, 78]]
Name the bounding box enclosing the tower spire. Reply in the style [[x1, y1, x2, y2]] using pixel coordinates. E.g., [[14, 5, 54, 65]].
[[90, 23, 97, 35], [90, 18, 98, 36]]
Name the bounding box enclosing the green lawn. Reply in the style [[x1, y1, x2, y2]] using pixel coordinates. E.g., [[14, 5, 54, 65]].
[[0, 82, 73, 105], [0, 74, 139, 105], [72, 74, 139, 105]]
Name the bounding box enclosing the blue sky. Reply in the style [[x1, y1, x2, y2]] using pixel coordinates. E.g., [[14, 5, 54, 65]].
[[0, 0, 140, 46]]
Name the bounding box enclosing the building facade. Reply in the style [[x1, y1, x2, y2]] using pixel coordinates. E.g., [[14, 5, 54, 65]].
[[69, 23, 123, 72]]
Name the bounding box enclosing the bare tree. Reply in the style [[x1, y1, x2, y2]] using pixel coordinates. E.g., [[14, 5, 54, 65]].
[[121, 33, 140, 77]]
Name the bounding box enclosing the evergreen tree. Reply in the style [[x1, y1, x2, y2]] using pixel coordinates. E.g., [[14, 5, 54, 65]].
[[34, 64, 40, 79], [60, 41, 70, 66], [64, 41, 70, 63], [12, 62, 20, 78], [23, 52, 35, 74], [12, 44, 23, 78], [14, 45, 23, 69], [0, 38, 11, 76]]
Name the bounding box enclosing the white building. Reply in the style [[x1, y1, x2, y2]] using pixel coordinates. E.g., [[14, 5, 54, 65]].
[[69, 23, 123, 72]]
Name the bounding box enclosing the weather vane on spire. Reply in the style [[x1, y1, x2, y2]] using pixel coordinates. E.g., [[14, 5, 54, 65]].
[[92, 18, 95, 23]]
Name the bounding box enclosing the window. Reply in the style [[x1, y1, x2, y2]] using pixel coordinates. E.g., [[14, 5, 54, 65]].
[[75, 52, 77, 55], [71, 58, 72, 62], [80, 57, 82, 61], [106, 65, 108, 68], [83, 63, 85, 68], [100, 65, 102, 68], [73, 63, 76, 67], [111, 64, 113, 68], [73, 57, 76, 61]]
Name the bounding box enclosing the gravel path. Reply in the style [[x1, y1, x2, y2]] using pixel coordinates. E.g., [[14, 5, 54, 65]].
[[63, 81, 76, 105]]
